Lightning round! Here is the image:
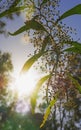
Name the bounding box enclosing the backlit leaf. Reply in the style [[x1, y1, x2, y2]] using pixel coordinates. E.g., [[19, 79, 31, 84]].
[[9, 0, 20, 8], [71, 41, 81, 47], [68, 74, 81, 94], [63, 41, 81, 54], [57, 4, 81, 22], [0, 6, 27, 18], [9, 19, 47, 36], [66, 41, 81, 47], [21, 51, 47, 73], [40, 96, 57, 128], [30, 74, 51, 114], [63, 47, 81, 54], [78, 77, 81, 80]]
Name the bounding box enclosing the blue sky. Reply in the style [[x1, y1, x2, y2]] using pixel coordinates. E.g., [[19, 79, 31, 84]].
[[59, 0, 81, 41], [0, 0, 81, 73]]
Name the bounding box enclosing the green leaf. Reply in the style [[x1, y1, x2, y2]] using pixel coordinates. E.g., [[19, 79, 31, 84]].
[[0, 6, 27, 18], [57, 4, 81, 22], [30, 74, 51, 114], [71, 41, 81, 47], [67, 41, 81, 47], [21, 35, 50, 74], [63, 41, 81, 54], [68, 74, 81, 94], [9, 0, 20, 8], [21, 51, 47, 73], [41, 35, 50, 51], [9, 19, 47, 36], [64, 47, 81, 54], [78, 77, 81, 80], [40, 96, 57, 128], [41, 0, 49, 6]]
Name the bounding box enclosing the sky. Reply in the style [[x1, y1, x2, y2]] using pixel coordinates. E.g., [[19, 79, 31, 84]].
[[0, 0, 81, 74]]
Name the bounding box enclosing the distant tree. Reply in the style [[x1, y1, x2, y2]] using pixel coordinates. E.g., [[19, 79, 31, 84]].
[[0, 51, 13, 103], [0, 51, 13, 129]]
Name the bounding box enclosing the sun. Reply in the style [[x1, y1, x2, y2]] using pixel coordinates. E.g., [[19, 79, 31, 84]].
[[7, 68, 40, 114], [8, 67, 46, 114], [11, 68, 39, 99], [16, 70, 37, 98]]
